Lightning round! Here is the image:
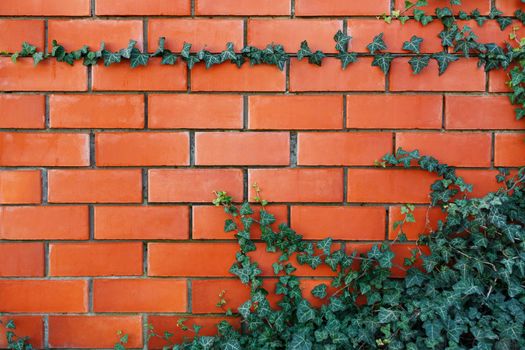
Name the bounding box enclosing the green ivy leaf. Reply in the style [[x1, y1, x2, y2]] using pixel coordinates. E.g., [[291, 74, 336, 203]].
[[337, 52, 357, 69], [334, 30, 351, 52], [408, 55, 430, 74], [372, 53, 394, 74], [432, 51, 458, 75], [367, 33, 387, 54], [311, 283, 327, 299], [130, 48, 149, 68], [402, 35, 424, 53]]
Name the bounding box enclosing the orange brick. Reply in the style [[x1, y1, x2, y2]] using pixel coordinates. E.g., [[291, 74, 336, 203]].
[[396, 132, 492, 167], [196, 132, 289, 165], [0, 316, 43, 349], [0, 206, 89, 240], [297, 132, 392, 165], [290, 58, 385, 91], [0, 95, 45, 129], [0, 58, 87, 91], [0, 0, 90, 16], [93, 279, 187, 312], [0, 243, 44, 277], [291, 206, 386, 240], [50, 94, 145, 129], [394, 0, 490, 14], [92, 59, 187, 91], [49, 242, 143, 277], [0, 170, 41, 204], [192, 279, 250, 314], [249, 95, 343, 130], [196, 0, 290, 15], [472, 19, 524, 47], [457, 169, 505, 197], [149, 94, 243, 129], [192, 63, 286, 92], [495, 0, 524, 15], [388, 206, 445, 240], [0, 20, 44, 52], [296, 0, 389, 16], [0, 280, 87, 313], [346, 94, 442, 129], [248, 169, 343, 202], [96, 132, 189, 166], [149, 169, 243, 203], [0, 132, 89, 166], [489, 67, 511, 92], [96, 0, 190, 15], [495, 133, 525, 166], [95, 206, 189, 240], [49, 316, 143, 349], [48, 170, 142, 203], [248, 19, 342, 53], [148, 19, 243, 53]]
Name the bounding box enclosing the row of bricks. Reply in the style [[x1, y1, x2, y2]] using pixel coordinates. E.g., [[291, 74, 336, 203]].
[[0, 0, 520, 17], [2, 94, 525, 131]]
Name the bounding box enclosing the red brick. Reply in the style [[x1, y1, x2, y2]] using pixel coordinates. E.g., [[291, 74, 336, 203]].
[[396, 132, 492, 167], [0, 0, 90, 16], [290, 58, 385, 92], [495, 133, 525, 166], [95, 206, 189, 240], [148, 19, 243, 53], [0, 206, 89, 240], [196, 132, 289, 165], [50, 94, 144, 129], [394, 0, 490, 14], [192, 279, 250, 314], [0, 316, 43, 349], [0, 280, 87, 313], [249, 95, 343, 130], [0, 58, 87, 91], [347, 94, 442, 129], [248, 19, 342, 53], [495, 0, 524, 15], [457, 169, 505, 197], [149, 169, 243, 203], [296, 0, 389, 16], [93, 279, 187, 312], [96, 132, 189, 166], [149, 94, 243, 129], [0, 243, 44, 277], [291, 206, 386, 240], [49, 242, 143, 277], [388, 206, 445, 240], [347, 169, 438, 203], [49, 316, 143, 349], [0, 170, 41, 204], [0, 95, 45, 129], [0, 20, 44, 52], [0, 132, 89, 166], [92, 59, 187, 91], [489, 67, 512, 92], [48, 170, 142, 203], [472, 19, 524, 47], [248, 169, 343, 202], [297, 132, 392, 165], [96, 0, 190, 15], [196, 0, 290, 15]]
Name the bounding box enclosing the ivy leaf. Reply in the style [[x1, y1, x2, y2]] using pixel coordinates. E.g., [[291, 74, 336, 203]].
[[372, 53, 394, 74], [260, 211, 276, 226], [496, 17, 512, 30], [223, 340, 241, 350], [181, 42, 192, 59], [221, 42, 237, 62], [161, 51, 177, 65], [311, 283, 327, 299], [308, 50, 325, 66], [409, 55, 430, 74], [224, 219, 237, 232], [152, 37, 165, 57], [289, 331, 313, 350], [32, 52, 44, 66], [337, 52, 357, 69], [130, 48, 149, 68], [296, 300, 315, 323], [378, 307, 398, 323], [238, 300, 252, 318], [102, 50, 122, 66], [367, 33, 387, 54], [239, 202, 253, 216], [402, 35, 423, 53], [198, 336, 215, 349], [297, 40, 312, 61], [120, 39, 137, 59], [20, 42, 36, 56], [334, 30, 351, 52], [317, 238, 332, 255], [432, 51, 458, 75]]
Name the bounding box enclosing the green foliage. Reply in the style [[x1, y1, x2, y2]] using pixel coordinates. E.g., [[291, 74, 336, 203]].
[[1, 320, 33, 349]]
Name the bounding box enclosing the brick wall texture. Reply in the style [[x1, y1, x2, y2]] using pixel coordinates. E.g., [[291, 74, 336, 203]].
[[0, 0, 525, 348]]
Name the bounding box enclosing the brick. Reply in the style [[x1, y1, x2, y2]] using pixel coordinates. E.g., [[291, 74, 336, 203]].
[[249, 95, 343, 130], [489, 65, 513, 92], [149, 169, 244, 202], [196, 0, 290, 15], [96, 0, 190, 15], [290, 58, 385, 91], [495, 0, 524, 15], [0, 95, 45, 129], [396, 132, 492, 167], [192, 279, 250, 314], [0, 206, 89, 240], [473, 19, 524, 47], [192, 63, 286, 92], [0, 20, 44, 52], [394, 0, 490, 14], [48, 170, 142, 203], [49, 242, 143, 277], [346, 94, 442, 129], [93, 279, 187, 312], [92, 59, 187, 91], [196, 132, 289, 165], [248, 169, 343, 202], [0, 170, 41, 204], [0, 132, 89, 166], [148, 19, 243, 52], [149, 94, 243, 129], [347, 169, 438, 203], [295, 0, 389, 16], [0, 58, 87, 91], [388, 206, 445, 240], [96, 132, 189, 166], [0, 316, 43, 349], [457, 169, 505, 197], [297, 132, 392, 166], [95, 206, 189, 240], [0, 243, 44, 277], [0, 280, 87, 313], [390, 58, 485, 91], [291, 206, 386, 240], [495, 133, 525, 166], [445, 95, 524, 130], [49, 316, 143, 349], [248, 19, 342, 53], [0, 0, 90, 16], [50, 94, 144, 129], [48, 20, 143, 51]]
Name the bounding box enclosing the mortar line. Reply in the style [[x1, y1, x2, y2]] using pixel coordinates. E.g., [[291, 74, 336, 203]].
[[343, 168, 348, 204], [144, 93, 149, 129], [243, 169, 249, 202], [142, 169, 149, 204], [243, 95, 248, 130], [187, 279, 193, 313], [290, 132, 298, 167], [43, 315, 49, 349], [143, 18, 149, 52], [342, 95, 347, 129]]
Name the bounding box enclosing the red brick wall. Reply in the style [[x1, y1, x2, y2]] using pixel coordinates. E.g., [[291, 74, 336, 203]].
[[0, 0, 524, 348]]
